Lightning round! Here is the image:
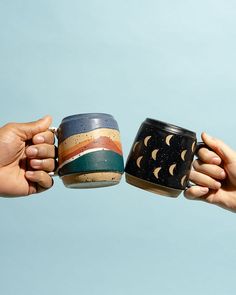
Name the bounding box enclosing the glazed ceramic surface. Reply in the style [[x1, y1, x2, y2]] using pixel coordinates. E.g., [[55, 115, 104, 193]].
[[57, 113, 124, 188], [125, 118, 197, 197]]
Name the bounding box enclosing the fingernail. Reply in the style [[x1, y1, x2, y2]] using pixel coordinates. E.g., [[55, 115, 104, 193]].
[[34, 135, 44, 143], [212, 157, 221, 164], [31, 159, 42, 168], [27, 147, 38, 157], [26, 171, 34, 177], [200, 187, 209, 194], [220, 171, 226, 179]]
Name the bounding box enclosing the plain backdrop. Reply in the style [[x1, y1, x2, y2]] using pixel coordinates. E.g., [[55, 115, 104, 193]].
[[1, 1, 236, 294]]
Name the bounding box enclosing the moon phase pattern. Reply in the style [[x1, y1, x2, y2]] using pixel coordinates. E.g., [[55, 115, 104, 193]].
[[181, 150, 187, 161], [165, 134, 173, 146], [136, 156, 143, 168], [133, 141, 139, 152], [169, 163, 177, 176], [151, 149, 159, 160], [153, 167, 161, 179], [191, 141, 196, 152], [144, 136, 152, 147], [124, 119, 197, 195], [181, 175, 187, 187]]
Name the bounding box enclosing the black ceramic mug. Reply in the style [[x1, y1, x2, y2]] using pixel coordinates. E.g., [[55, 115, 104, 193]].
[[125, 118, 204, 197]]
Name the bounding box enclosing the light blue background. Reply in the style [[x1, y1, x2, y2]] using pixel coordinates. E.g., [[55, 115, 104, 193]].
[[1, 1, 236, 294]]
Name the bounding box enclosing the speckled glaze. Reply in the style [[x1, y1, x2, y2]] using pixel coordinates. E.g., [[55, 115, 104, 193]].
[[125, 118, 198, 197], [57, 113, 124, 188]]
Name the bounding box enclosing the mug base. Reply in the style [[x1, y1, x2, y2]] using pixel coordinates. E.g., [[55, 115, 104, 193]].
[[125, 173, 182, 197], [61, 172, 122, 189]]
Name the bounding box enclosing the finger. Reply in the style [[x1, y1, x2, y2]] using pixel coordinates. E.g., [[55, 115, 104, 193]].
[[189, 170, 222, 190], [193, 160, 226, 180], [26, 144, 56, 159], [16, 115, 52, 141], [202, 132, 236, 164], [32, 130, 55, 145], [197, 147, 222, 165], [25, 171, 53, 190], [184, 186, 209, 199], [29, 158, 56, 172], [184, 187, 236, 212]]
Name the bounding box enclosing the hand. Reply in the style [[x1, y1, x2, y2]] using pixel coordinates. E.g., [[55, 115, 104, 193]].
[[184, 132, 236, 212], [0, 115, 56, 197]]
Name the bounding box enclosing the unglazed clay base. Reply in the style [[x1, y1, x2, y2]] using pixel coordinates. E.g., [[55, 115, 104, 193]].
[[61, 172, 122, 188], [125, 173, 182, 197]]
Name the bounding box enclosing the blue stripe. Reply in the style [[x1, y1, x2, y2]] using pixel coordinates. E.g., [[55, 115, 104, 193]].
[[57, 113, 119, 142]]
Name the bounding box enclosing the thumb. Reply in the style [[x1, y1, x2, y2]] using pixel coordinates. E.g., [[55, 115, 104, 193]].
[[15, 115, 52, 140], [201, 132, 236, 164]]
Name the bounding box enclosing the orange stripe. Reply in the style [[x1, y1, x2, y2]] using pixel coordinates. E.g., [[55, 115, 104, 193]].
[[59, 137, 123, 165], [59, 138, 93, 158]]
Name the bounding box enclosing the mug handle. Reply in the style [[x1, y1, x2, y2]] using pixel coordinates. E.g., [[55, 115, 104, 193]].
[[186, 141, 210, 189], [194, 141, 208, 154], [48, 127, 59, 177]]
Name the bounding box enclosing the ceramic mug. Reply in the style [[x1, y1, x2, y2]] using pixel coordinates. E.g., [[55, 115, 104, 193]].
[[125, 118, 204, 197], [53, 113, 124, 188]]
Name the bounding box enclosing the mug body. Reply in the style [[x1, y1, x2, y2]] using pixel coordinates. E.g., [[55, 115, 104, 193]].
[[57, 113, 124, 188], [125, 118, 197, 197]]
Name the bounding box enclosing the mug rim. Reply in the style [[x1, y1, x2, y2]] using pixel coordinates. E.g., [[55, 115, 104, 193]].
[[61, 113, 114, 123], [145, 118, 196, 138]]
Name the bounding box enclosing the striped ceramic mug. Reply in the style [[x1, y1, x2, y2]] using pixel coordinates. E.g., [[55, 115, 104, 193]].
[[56, 113, 124, 188]]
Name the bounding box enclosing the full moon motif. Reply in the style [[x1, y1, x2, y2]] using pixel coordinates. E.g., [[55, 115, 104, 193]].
[[169, 163, 177, 176], [136, 156, 143, 168], [165, 134, 173, 146], [144, 136, 152, 147], [153, 167, 162, 179]]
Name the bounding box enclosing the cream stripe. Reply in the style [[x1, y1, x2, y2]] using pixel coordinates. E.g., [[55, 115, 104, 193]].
[[59, 128, 121, 151], [59, 147, 109, 169]]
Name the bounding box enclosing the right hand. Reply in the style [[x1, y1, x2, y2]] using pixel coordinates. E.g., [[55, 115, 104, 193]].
[[184, 132, 236, 213], [0, 115, 56, 197]]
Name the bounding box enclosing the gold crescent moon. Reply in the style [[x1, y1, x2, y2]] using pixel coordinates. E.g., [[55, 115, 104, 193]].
[[181, 175, 187, 187], [181, 150, 187, 161], [133, 141, 139, 152], [151, 149, 159, 160], [191, 141, 196, 152], [136, 156, 143, 168], [169, 163, 177, 176], [144, 136, 152, 147], [153, 167, 161, 179], [165, 134, 173, 146]]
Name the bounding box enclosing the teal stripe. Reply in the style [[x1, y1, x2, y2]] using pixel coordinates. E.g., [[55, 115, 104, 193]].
[[58, 150, 124, 176]]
